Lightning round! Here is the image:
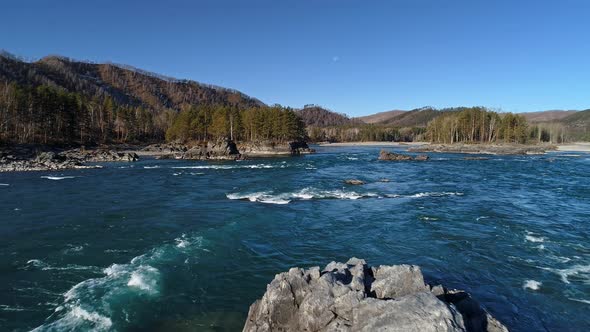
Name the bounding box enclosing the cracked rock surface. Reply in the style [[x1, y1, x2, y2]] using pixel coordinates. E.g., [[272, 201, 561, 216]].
[[243, 258, 508, 332]]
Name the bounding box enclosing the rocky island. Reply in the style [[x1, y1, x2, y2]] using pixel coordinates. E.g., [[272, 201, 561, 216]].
[[149, 140, 314, 160], [244, 258, 507, 332]]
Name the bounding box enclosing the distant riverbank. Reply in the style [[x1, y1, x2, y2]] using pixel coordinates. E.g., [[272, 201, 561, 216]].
[[556, 142, 590, 152], [319, 141, 590, 153], [318, 141, 426, 147]]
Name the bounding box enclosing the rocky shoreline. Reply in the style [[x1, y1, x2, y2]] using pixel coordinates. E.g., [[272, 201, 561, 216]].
[[408, 143, 556, 155], [244, 258, 508, 332], [0, 147, 139, 173], [0, 140, 314, 172]]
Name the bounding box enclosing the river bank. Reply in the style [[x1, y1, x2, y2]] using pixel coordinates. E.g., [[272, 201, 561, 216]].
[[0, 140, 315, 172]]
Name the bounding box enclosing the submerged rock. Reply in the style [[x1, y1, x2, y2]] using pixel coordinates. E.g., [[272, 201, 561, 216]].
[[243, 258, 508, 332], [379, 149, 429, 161], [344, 179, 365, 185]]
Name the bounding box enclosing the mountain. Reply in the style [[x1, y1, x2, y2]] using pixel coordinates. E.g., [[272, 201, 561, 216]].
[[358, 110, 406, 124], [521, 110, 578, 123], [0, 53, 264, 111], [296, 105, 357, 127]]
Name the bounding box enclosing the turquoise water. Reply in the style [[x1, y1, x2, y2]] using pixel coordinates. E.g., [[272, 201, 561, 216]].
[[1, 146, 589, 331]]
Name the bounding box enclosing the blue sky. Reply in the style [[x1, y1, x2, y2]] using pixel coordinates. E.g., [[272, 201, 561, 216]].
[[1, 0, 589, 116]]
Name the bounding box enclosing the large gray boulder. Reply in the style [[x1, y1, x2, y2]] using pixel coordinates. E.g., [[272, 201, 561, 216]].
[[243, 258, 507, 332]]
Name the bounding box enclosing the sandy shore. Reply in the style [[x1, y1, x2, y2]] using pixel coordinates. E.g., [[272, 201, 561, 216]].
[[317, 141, 426, 147], [556, 143, 590, 152]]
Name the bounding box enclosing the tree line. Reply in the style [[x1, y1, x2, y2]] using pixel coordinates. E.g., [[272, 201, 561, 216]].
[[0, 82, 306, 145], [0, 82, 171, 145], [425, 107, 568, 144], [165, 104, 306, 142], [307, 125, 426, 142]]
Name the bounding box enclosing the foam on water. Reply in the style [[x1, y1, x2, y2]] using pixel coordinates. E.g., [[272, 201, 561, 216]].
[[523, 280, 542, 291], [127, 266, 160, 294], [0, 183, 9, 186], [143, 166, 160, 169], [226, 187, 378, 204], [25, 259, 99, 272], [550, 264, 590, 284], [569, 298, 590, 305], [32, 233, 206, 331], [406, 192, 464, 198], [172, 163, 278, 170], [40, 176, 76, 180], [227, 187, 467, 204], [525, 231, 545, 243]]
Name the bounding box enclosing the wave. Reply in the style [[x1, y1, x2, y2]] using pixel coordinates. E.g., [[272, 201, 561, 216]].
[[143, 165, 160, 169], [569, 298, 590, 305], [525, 231, 545, 243], [226, 188, 464, 204], [405, 192, 464, 198], [523, 280, 541, 291], [25, 259, 100, 272], [172, 163, 283, 170], [62, 245, 85, 255], [542, 264, 590, 284], [226, 187, 379, 204], [32, 233, 206, 331], [0, 304, 30, 312], [419, 216, 439, 221], [0, 183, 9, 186], [40, 176, 76, 180]]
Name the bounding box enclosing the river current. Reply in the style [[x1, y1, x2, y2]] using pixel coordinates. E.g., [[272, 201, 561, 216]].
[[1, 145, 589, 331]]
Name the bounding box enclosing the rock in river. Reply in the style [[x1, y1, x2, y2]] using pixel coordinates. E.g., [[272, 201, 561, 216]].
[[344, 179, 365, 185], [379, 149, 429, 161], [243, 258, 508, 332]]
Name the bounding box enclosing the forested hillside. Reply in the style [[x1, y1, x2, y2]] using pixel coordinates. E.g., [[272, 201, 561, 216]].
[[0, 53, 308, 145], [296, 105, 357, 127]]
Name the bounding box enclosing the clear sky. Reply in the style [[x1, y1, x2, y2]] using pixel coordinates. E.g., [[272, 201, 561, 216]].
[[1, 0, 589, 116]]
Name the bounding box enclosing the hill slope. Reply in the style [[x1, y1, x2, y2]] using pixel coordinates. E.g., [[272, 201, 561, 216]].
[[0, 53, 264, 111], [296, 105, 356, 127], [358, 110, 406, 124], [521, 110, 577, 123]]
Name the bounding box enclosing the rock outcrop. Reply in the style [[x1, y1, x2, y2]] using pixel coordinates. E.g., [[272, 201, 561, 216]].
[[0, 147, 138, 172], [379, 149, 429, 161], [238, 141, 315, 157], [62, 149, 139, 162], [243, 258, 507, 332], [149, 140, 315, 160]]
